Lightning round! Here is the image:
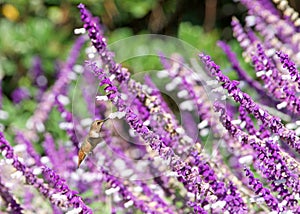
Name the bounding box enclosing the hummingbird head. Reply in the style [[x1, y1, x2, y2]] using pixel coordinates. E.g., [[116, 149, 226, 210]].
[[89, 118, 108, 138]]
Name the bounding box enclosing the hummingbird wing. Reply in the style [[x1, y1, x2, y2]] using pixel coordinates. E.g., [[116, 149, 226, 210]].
[[88, 136, 102, 148], [77, 125, 104, 168]]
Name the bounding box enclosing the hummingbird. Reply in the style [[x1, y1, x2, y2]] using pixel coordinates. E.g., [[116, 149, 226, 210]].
[[78, 118, 108, 168]]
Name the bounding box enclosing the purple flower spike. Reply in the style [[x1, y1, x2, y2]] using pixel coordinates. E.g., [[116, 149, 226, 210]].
[[42, 167, 92, 213], [0, 178, 23, 213], [277, 51, 300, 88], [200, 53, 300, 155], [55, 97, 80, 151], [30, 56, 47, 100], [217, 41, 269, 99], [0, 132, 52, 200], [244, 167, 279, 211], [78, 4, 130, 83], [26, 36, 85, 136], [15, 132, 43, 166], [214, 102, 300, 211], [0, 132, 92, 212], [87, 62, 247, 213]]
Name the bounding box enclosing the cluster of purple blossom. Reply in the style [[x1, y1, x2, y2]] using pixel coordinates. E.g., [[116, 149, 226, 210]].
[[1, 0, 300, 213]]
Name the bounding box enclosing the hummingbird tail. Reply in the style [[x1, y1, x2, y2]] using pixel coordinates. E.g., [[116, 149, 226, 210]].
[[78, 149, 86, 168]]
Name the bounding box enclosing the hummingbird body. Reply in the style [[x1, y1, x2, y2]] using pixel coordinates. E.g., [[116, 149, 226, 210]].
[[78, 119, 108, 168]]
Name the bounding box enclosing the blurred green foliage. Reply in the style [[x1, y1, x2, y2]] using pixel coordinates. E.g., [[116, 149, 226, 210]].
[[0, 0, 246, 88]]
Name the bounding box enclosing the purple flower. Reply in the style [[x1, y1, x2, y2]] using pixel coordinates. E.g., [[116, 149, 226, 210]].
[[30, 56, 48, 101], [217, 41, 268, 100], [43, 133, 62, 171], [11, 87, 30, 104], [0, 132, 52, 199], [78, 4, 130, 83], [0, 131, 92, 212], [244, 167, 279, 211], [200, 53, 300, 154], [0, 178, 23, 213], [42, 167, 92, 213], [214, 102, 300, 211], [87, 61, 248, 213], [30, 57, 44, 85], [15, 131, 43, 166], [55, 97, 80, 151], [277, 51, 300, 87], [26, 36, 85, 135]]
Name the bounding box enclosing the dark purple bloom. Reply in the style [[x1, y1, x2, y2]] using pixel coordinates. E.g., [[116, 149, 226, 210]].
[[30, 56, 48, 101], [78, 4, 130, 83], [217, 41, 270, 100], [42, 167, 92, 213], [277, 51, 300, 87], [11, 87, 30, 104], [0, 178, 23, 213], [244, 167, 279, 211]]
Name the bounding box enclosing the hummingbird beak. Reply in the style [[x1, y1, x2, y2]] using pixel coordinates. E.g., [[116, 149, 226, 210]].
[[102, 117, 109, 122], [78, 149, 86, 168]]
